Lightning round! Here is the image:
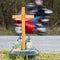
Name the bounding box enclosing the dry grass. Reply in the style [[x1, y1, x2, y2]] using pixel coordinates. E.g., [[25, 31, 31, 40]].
[[0, 26, 14, 35], [0, 26, 60, 35], [47, 27, 60, 35]]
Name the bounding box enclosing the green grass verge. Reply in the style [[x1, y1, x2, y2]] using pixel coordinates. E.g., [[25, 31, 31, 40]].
[[0, 51, 60, 60]]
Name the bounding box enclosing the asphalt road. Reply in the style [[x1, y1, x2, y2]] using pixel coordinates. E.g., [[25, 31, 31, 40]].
[[0, 36, 60, 53]]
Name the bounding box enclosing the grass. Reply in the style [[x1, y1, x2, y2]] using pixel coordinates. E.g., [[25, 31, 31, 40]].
[[0, 51, 24, 60], [0, 26, 15, 35], [0, 51, 60, 60], [0, 26, 60, 35], [47, 27, 60, 35]]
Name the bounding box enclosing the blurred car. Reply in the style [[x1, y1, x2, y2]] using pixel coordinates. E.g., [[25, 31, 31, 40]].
[[14, 18, 47, 35], [14, 3, 53, 35]]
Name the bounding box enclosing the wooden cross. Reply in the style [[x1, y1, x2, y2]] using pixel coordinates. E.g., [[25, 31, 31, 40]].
[[12, 7, 34, 50]]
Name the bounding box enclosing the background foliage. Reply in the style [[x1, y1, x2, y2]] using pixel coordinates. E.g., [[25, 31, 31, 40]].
[[0, 0, 60, 35]]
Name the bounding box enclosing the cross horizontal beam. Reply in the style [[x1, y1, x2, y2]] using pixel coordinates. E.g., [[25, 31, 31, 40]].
[[12, 15, 34, 20]]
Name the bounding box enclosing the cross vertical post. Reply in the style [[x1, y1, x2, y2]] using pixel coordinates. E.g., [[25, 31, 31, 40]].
[[21, 7, 26, 50], [21, 0, 26, 50]]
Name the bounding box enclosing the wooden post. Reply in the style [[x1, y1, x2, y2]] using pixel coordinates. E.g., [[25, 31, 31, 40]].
[[21, 7, 26, 50]]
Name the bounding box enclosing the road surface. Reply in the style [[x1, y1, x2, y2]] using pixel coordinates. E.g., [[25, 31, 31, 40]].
[[0, 36, 60, 53]]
